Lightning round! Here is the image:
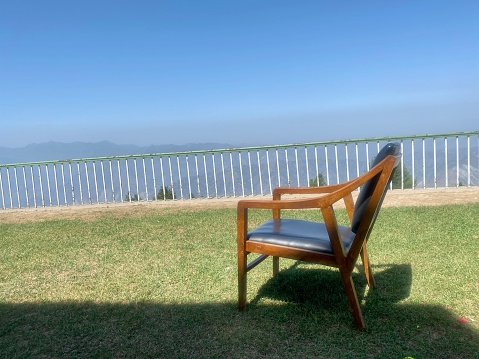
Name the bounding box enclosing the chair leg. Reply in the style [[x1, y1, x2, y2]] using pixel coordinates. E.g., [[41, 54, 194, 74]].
[[238, 251, 247, 310], [340, 271, 365, 329], [273, 256, 279, 276], [360, 243, 376, 288]]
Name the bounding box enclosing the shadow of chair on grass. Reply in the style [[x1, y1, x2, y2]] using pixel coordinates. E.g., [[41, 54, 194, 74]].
[[249, 262, 412, 316]]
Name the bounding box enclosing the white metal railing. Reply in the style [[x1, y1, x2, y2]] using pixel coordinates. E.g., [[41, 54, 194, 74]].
[[0, 132, 478, 210]]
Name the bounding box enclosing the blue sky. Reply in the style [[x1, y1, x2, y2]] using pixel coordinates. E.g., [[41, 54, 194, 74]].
[[1, 0, 478, 148]]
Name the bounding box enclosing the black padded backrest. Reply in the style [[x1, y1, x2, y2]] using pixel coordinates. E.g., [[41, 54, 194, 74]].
[[351, 143, 400, 233]]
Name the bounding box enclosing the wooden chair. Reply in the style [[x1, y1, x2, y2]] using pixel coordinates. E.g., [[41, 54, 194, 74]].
[[237, 143, 401, 329]]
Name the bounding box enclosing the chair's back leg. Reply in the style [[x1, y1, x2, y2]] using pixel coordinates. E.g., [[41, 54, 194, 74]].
[[273, 256, 279, 276], [360, 243, 376, 288]]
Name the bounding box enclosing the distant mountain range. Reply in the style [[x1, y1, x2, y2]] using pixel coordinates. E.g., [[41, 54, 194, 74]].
[[0, 141, 237, 165]]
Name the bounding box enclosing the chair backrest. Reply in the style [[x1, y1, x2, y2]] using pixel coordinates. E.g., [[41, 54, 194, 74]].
[[351, 143, 401, 233]]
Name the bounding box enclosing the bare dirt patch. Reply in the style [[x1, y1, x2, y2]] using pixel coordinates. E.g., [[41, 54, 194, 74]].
[[1, 187, 478, 224]]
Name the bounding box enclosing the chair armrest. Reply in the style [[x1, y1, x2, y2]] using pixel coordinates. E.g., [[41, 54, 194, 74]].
[[272, 183, 356, 221], [273, 183, 349, 198], [237, 197, 321, 211]]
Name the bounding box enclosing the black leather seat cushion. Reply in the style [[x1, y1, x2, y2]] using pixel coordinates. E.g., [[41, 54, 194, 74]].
[[248, 219, 356, 254]]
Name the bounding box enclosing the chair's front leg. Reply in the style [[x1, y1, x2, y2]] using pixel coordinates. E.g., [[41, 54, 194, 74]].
[[238, 249, 247, 310], [237, 205, 248, 310], [340, 271, 365, 330]]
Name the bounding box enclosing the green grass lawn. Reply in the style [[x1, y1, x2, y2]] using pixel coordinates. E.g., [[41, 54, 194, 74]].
[[1, 204, 478, 358]]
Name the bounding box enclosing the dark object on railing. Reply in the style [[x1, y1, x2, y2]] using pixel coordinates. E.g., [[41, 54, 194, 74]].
[[237, 143, 401, 329]]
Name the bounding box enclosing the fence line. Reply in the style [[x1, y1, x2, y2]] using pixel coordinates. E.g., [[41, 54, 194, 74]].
[[1, 131, 478, 210]]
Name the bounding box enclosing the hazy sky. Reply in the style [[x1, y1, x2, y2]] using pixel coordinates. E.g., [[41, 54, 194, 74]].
[[1, 1, 478, 148]]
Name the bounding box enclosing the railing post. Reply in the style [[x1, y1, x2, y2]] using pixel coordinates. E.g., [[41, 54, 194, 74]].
[[444, 137, 448, 188], [0, 168, 5, 209], [325, 145, 330, 185]]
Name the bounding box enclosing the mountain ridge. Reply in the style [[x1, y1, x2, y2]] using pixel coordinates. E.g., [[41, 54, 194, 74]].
[[0, 141, 238, 164]]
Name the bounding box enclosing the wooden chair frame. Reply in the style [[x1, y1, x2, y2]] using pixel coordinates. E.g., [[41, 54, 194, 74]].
[[237, 153, 400, 329]]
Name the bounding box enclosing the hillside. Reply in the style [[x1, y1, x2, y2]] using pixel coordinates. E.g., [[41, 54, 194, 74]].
[[0, 141, 237, 164]]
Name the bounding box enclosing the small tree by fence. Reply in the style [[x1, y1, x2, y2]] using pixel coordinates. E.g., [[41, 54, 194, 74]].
[[124, 192, 141, 202], [392, 166, 416, 189], [309, 173, 326, 187], [157, 186, 174, 200]]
